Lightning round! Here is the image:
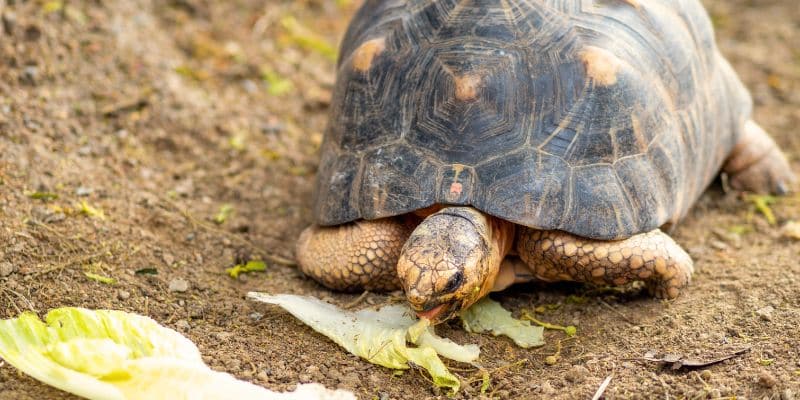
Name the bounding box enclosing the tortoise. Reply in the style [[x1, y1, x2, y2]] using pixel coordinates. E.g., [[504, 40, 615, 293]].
[[296, 0, 796, 323]]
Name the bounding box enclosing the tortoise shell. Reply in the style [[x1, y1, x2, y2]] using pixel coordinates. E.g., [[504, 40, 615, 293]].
[[312, 0, 752, 240]]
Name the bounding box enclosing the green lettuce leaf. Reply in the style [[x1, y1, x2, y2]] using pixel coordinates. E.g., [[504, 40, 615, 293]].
[[0, 307, 354, 400], [248, 293, 480, 393], [460, 297, 545, 348]]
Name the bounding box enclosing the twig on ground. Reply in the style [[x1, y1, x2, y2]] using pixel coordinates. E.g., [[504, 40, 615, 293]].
[[591, 375, 612, 400]]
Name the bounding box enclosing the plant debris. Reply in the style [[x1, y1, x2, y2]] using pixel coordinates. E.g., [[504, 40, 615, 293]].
[[226, 260, 266, 279], [745, 194, 777, 225], [84, 272, 116, 285], [77, 201, 105, 219], [642, 348, 751, 370], [26, 191, 59, 200], [521, 311, 577, 337], [213, 204, 234, 225]]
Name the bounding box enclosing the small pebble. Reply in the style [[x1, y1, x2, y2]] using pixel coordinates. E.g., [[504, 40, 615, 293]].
[[782, 389, 795, 400], [188, 304, 204, 319], [756, 306, 774, 321], [117, 290, 131, 300], [169, 278, 190, 292], [249, 312, 264, 322], [2, 12, 16, 35], [758, 372, 777, 388], [700, 370, 712, 381], [540, 381, 556, 395], [0, 261, 16, 277], [709, 239, 728, 251], [22, 66, 38, 85], [565, 365, 589, 383], [162, 253, 175, 266], [175, 320, 190, 331], [75, 187, 93, 196]]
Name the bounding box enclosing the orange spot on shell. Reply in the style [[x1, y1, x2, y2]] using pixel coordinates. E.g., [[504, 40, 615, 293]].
[[453, 74, 482, 101], [449, 182, 463, 196], [580, 46, 622, 86], [352, 38, 386, 72]]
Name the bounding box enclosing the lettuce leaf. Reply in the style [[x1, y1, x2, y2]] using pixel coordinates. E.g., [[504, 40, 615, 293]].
[[248, 293, 480, 393], [460, 297, 545, 348], [0, 307, 354, 400]]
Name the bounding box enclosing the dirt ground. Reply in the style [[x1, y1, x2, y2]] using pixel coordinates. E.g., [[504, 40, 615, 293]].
[[0, 0, 798, 399]]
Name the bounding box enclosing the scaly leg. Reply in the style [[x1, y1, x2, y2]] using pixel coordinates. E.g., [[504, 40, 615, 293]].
[[515, 228, 694, 299], [295, 218, 413, 292], [724, 120, 796, 194]]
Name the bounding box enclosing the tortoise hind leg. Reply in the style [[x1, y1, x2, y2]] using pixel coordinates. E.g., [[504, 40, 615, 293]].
[[296, 218, 413, 292], [515, 228, 693, 299], [723, 120, 796, 194]]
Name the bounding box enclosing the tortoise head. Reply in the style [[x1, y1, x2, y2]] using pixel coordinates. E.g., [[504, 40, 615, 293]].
[[397, 207, 510, 324]]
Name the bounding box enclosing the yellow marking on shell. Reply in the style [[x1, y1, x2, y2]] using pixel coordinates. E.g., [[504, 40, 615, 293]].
[[453, 74, 482, 101], [352, 38, 386, 72], [580, 46, 622, 86], [447, 164, 468, 199], [619, 0, 640, 7]]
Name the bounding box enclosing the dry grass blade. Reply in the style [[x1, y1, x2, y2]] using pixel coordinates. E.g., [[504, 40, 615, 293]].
[[592, 376, 612, 400]]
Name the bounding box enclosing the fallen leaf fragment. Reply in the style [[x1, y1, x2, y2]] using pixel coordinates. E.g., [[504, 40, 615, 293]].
[[745, 194, 777, 225], [26, 191, 59, 200], [84, 272, 116, 285], [248, 292, 480, 394], [642, 347, 750, 370], [226, 260, 267, 279], [213, 204, 234, 224], [460, 297, 545, 348], [77, 200, 105, 219]]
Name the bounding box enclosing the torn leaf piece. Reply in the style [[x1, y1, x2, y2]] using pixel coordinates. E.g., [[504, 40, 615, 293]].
[[248, 293, 479, 393], [0, 307, 353, 400], [226, 260, 267, 279], [405, 318, 479, 364], [460, 297, 545, 348], [642, 347, 750, 370]]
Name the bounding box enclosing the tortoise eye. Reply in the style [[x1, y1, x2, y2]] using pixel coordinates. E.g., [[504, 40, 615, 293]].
[[443, 271, 464, 293]]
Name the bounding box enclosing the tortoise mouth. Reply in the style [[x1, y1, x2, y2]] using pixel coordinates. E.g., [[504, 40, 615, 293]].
[[415, 302, 459, 324]]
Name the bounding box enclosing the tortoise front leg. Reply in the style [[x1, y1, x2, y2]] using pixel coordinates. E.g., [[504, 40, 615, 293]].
[[296, 218, 413, 292], [723, 120, 796, 194], [515, 228, 694, 299]]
